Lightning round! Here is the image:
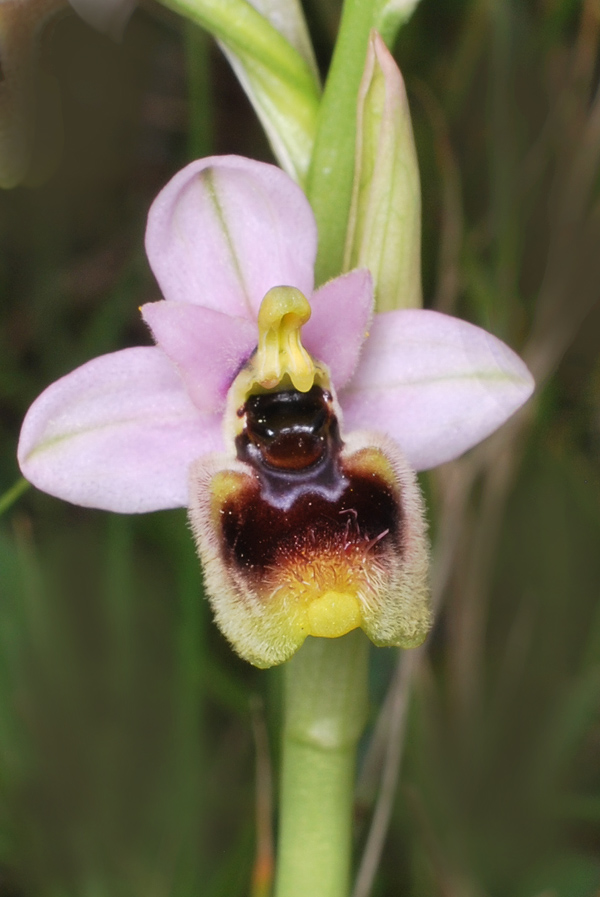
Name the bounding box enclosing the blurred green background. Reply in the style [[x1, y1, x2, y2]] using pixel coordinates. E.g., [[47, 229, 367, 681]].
[[1, 0, 600, 895]]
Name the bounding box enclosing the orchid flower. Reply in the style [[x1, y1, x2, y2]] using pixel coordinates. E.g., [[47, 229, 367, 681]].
[[18, 155, 534, 667]]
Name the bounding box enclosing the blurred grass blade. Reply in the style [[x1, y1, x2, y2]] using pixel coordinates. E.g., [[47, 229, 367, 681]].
[[250, 697, 274, 897], [0, 1, 35, 188], [160, 0, 321, 184], [0, 0, 66, 189], [534, 668, 600, 793], [0, 479, 30, 518], [185, 23, 214, 159]]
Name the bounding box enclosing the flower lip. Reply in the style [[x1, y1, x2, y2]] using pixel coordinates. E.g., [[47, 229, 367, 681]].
[[189, 283, 431, 667], [189, 424, 430, 667]]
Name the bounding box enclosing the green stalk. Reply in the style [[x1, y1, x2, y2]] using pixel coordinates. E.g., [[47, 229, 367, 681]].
[[274, 631, 369, 897], [306, 0, 378, 284], [273, 6, 386, 894]]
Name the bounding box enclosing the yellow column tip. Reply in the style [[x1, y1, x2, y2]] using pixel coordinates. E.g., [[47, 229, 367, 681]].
[[255, 286, 315, 392]]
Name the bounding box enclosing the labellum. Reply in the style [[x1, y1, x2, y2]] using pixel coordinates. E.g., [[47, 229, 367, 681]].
[[189, 286, 430, 668]]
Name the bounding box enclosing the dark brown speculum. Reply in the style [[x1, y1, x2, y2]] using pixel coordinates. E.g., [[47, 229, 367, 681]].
[[228, 384, 402, 580], [219, 466, 400, 579]]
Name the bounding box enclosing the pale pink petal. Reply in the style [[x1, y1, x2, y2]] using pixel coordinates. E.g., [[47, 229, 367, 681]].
[[68, 0, 136, 38], [302, 269, 373, 390], [341, 309, 534, 470], [141, 301, 257, 413], [18, 347, 224, 513], [145, 156, 317, 318]]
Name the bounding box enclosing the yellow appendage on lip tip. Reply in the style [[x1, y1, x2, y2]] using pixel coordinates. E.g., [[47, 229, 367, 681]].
[[307, 591, 362, 638], [256, 286, 315, 393]]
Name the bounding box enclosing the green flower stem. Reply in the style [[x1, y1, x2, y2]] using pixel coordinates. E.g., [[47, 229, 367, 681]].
[[274, 6, 389, 893], [274, 631, 369, 897], [306, 0, 378, 284]]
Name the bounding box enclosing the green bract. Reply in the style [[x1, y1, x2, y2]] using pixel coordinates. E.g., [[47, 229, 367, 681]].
[[345, 31, 422, 311], [162, 0, 321, 184]]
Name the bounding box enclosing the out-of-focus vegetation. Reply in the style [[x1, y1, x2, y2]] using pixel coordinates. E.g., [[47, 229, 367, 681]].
[[1, 1, 599, 895]]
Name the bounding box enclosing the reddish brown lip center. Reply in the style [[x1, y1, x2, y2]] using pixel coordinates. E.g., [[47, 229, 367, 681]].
[[219, 469, 400, 579], [226, 385, 402, 580]]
